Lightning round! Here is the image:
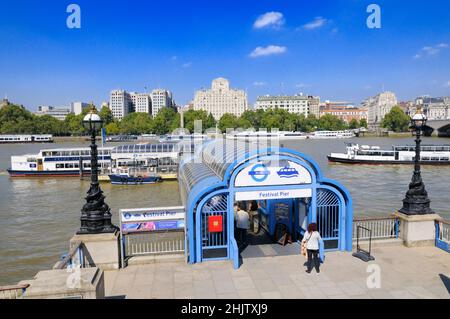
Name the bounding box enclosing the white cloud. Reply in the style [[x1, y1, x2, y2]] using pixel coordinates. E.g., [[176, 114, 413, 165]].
[[414, 43, 449, 59], [253, 81, 267, 86], [249, 45, 287, 58], [182, 62, 192, 68], [253, 12, 285, 29], [171, 56, 178, 61], [444, 81, 450, 88], [302, 17, 327, 30], [295, 83, 310, 89]]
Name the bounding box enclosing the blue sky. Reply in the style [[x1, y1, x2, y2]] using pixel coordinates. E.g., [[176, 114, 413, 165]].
[[0, 0, 449, 111]]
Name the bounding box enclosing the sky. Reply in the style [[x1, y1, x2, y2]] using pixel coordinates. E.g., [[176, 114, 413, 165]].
[[0, 0, 449, 111]]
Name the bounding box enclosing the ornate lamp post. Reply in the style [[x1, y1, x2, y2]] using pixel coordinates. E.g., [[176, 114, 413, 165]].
[[399, 107, 434, 215], [77, 111, 118, 234]]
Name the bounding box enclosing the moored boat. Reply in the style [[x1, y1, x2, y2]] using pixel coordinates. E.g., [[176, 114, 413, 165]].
[[108, 170, 162, 185], [328, 143, 450, 165], [308, 130, 354, 139], [0, 134, 53, 144], [7, 147, 113, 177]]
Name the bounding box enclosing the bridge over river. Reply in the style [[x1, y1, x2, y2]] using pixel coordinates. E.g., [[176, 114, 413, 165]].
[[425, 119, 450, 137]]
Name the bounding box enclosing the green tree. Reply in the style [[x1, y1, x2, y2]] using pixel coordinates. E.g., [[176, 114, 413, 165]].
[[183, 110, 212, 132], [359, 118, 368, 129], [120, 113, 153, 134], [99, 106, 114, 125], [151, 107, 178, 135], [218, 113, 239, 132], [348, 118, 359, 129], [105, 122, 120, 135], [0, 104, 34, 133], [381, 106, 410, 132], [318, 114, 348, 131]]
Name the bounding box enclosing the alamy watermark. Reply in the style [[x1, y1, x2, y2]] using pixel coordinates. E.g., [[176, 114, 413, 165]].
[[66, 4, 81, 29], [367, 4, 382, 29]]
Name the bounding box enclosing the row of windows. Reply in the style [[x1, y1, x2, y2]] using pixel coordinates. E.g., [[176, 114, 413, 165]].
[[55, 163, 100, 169], [42, 150, 111, 157]]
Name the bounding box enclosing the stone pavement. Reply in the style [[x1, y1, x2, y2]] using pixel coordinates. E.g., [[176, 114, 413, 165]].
[[104, 245, 450, 299]]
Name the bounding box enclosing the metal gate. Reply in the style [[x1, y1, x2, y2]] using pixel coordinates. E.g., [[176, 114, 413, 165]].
[[199, 193, 229, 260], [316, 188, 341, 250]]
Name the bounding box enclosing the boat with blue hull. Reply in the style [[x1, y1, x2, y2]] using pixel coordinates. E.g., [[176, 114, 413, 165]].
[[109, 173, 162, 185]]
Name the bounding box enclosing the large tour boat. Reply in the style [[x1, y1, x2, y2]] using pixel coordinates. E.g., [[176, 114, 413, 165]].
[[308, 130, 355, 139], [7, 147, 113, 177], [328, 143, 450, 165], [226, 130, 307, 140], [0, 134, 53, 144]]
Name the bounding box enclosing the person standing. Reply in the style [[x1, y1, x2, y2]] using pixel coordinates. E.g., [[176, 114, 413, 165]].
[[302, 223, 322, 274], [235, 202, 250, 247]]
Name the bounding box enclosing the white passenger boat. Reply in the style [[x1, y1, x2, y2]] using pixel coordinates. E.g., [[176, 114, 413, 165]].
[[226, 130, 307, 140], [8, 142, 195, 178], [8, 147, 113, 177], [328, 143, 450, 165], [159, 133, 207, 143], [0, 134, 53, 144], [308, 130, 354, 139]]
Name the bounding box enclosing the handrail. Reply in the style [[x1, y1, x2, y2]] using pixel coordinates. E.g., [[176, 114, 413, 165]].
[[440, 219, 450, 226], [53, 241, 94, 270], [353, 216, 399, 240], [354, 215, 397, 222], [0, 284, 29, 299], [0, 284, 30, 292]]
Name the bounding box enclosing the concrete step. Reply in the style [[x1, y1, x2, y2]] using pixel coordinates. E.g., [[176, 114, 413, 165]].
[[126, 253, 185, 266]]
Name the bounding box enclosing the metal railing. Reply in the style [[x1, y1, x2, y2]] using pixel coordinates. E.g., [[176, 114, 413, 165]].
[[53, 241, 94, 270], [0, 284, 29, 299], [123, 230, 185, 258], [353, 216, 399, 241]]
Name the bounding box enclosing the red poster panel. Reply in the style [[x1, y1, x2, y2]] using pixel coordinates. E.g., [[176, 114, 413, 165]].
[[208, 215, 223, 233]]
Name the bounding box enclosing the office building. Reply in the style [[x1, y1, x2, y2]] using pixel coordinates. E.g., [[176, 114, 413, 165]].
[[255, 94, 320, 118], [35, 106, 71, 121], [71, 102, 90, 115], [193, 78, 248, 120], [151, 89, 175, 117], [362, 91, 398, 128]]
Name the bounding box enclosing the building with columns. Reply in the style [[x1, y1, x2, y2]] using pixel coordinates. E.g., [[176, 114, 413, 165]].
[[193, 78, 248, 120]]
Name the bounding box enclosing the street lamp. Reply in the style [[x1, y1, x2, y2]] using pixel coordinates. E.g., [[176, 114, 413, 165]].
[[399, 107, 434, 215], [77, 111, 118, 234]]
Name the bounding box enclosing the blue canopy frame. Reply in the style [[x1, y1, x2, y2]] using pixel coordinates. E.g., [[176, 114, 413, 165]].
[[179, 140, 353, 269]]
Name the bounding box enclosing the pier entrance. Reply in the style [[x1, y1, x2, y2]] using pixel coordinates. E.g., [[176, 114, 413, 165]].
[[178, 140, 353, 269]]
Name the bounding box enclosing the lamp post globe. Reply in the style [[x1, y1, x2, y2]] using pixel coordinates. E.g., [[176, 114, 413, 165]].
[[77, 110, 118, 234], [399, 107, 434, 215]]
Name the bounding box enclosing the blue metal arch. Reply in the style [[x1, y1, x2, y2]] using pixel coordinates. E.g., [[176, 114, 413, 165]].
[[182, 142, 353, 268]]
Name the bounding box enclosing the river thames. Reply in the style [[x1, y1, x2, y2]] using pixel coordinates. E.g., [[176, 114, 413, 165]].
[[0, 137, 449, 285]]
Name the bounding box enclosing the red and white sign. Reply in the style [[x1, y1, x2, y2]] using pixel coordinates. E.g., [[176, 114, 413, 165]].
[[208, 215, 223, 233]]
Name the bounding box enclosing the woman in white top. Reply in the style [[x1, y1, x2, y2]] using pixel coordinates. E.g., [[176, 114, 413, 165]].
[[302, 223, 322, 273]]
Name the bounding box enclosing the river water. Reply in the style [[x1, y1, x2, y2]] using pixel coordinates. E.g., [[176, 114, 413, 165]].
[[0, 137, 449, 285]]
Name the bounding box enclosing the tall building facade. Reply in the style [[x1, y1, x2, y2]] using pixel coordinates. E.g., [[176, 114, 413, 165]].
[[193, 78, 248, 120], [110, 90, 132, 120], [151, 89, 174, 117], [255, 94, 320, 117], [362, 91, 398, 128], [130, 92, 152, 114], [71, 102, 90, 115]]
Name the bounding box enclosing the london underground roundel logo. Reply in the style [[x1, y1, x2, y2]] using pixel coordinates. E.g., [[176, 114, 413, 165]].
[[248, 163, 270, 182]]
